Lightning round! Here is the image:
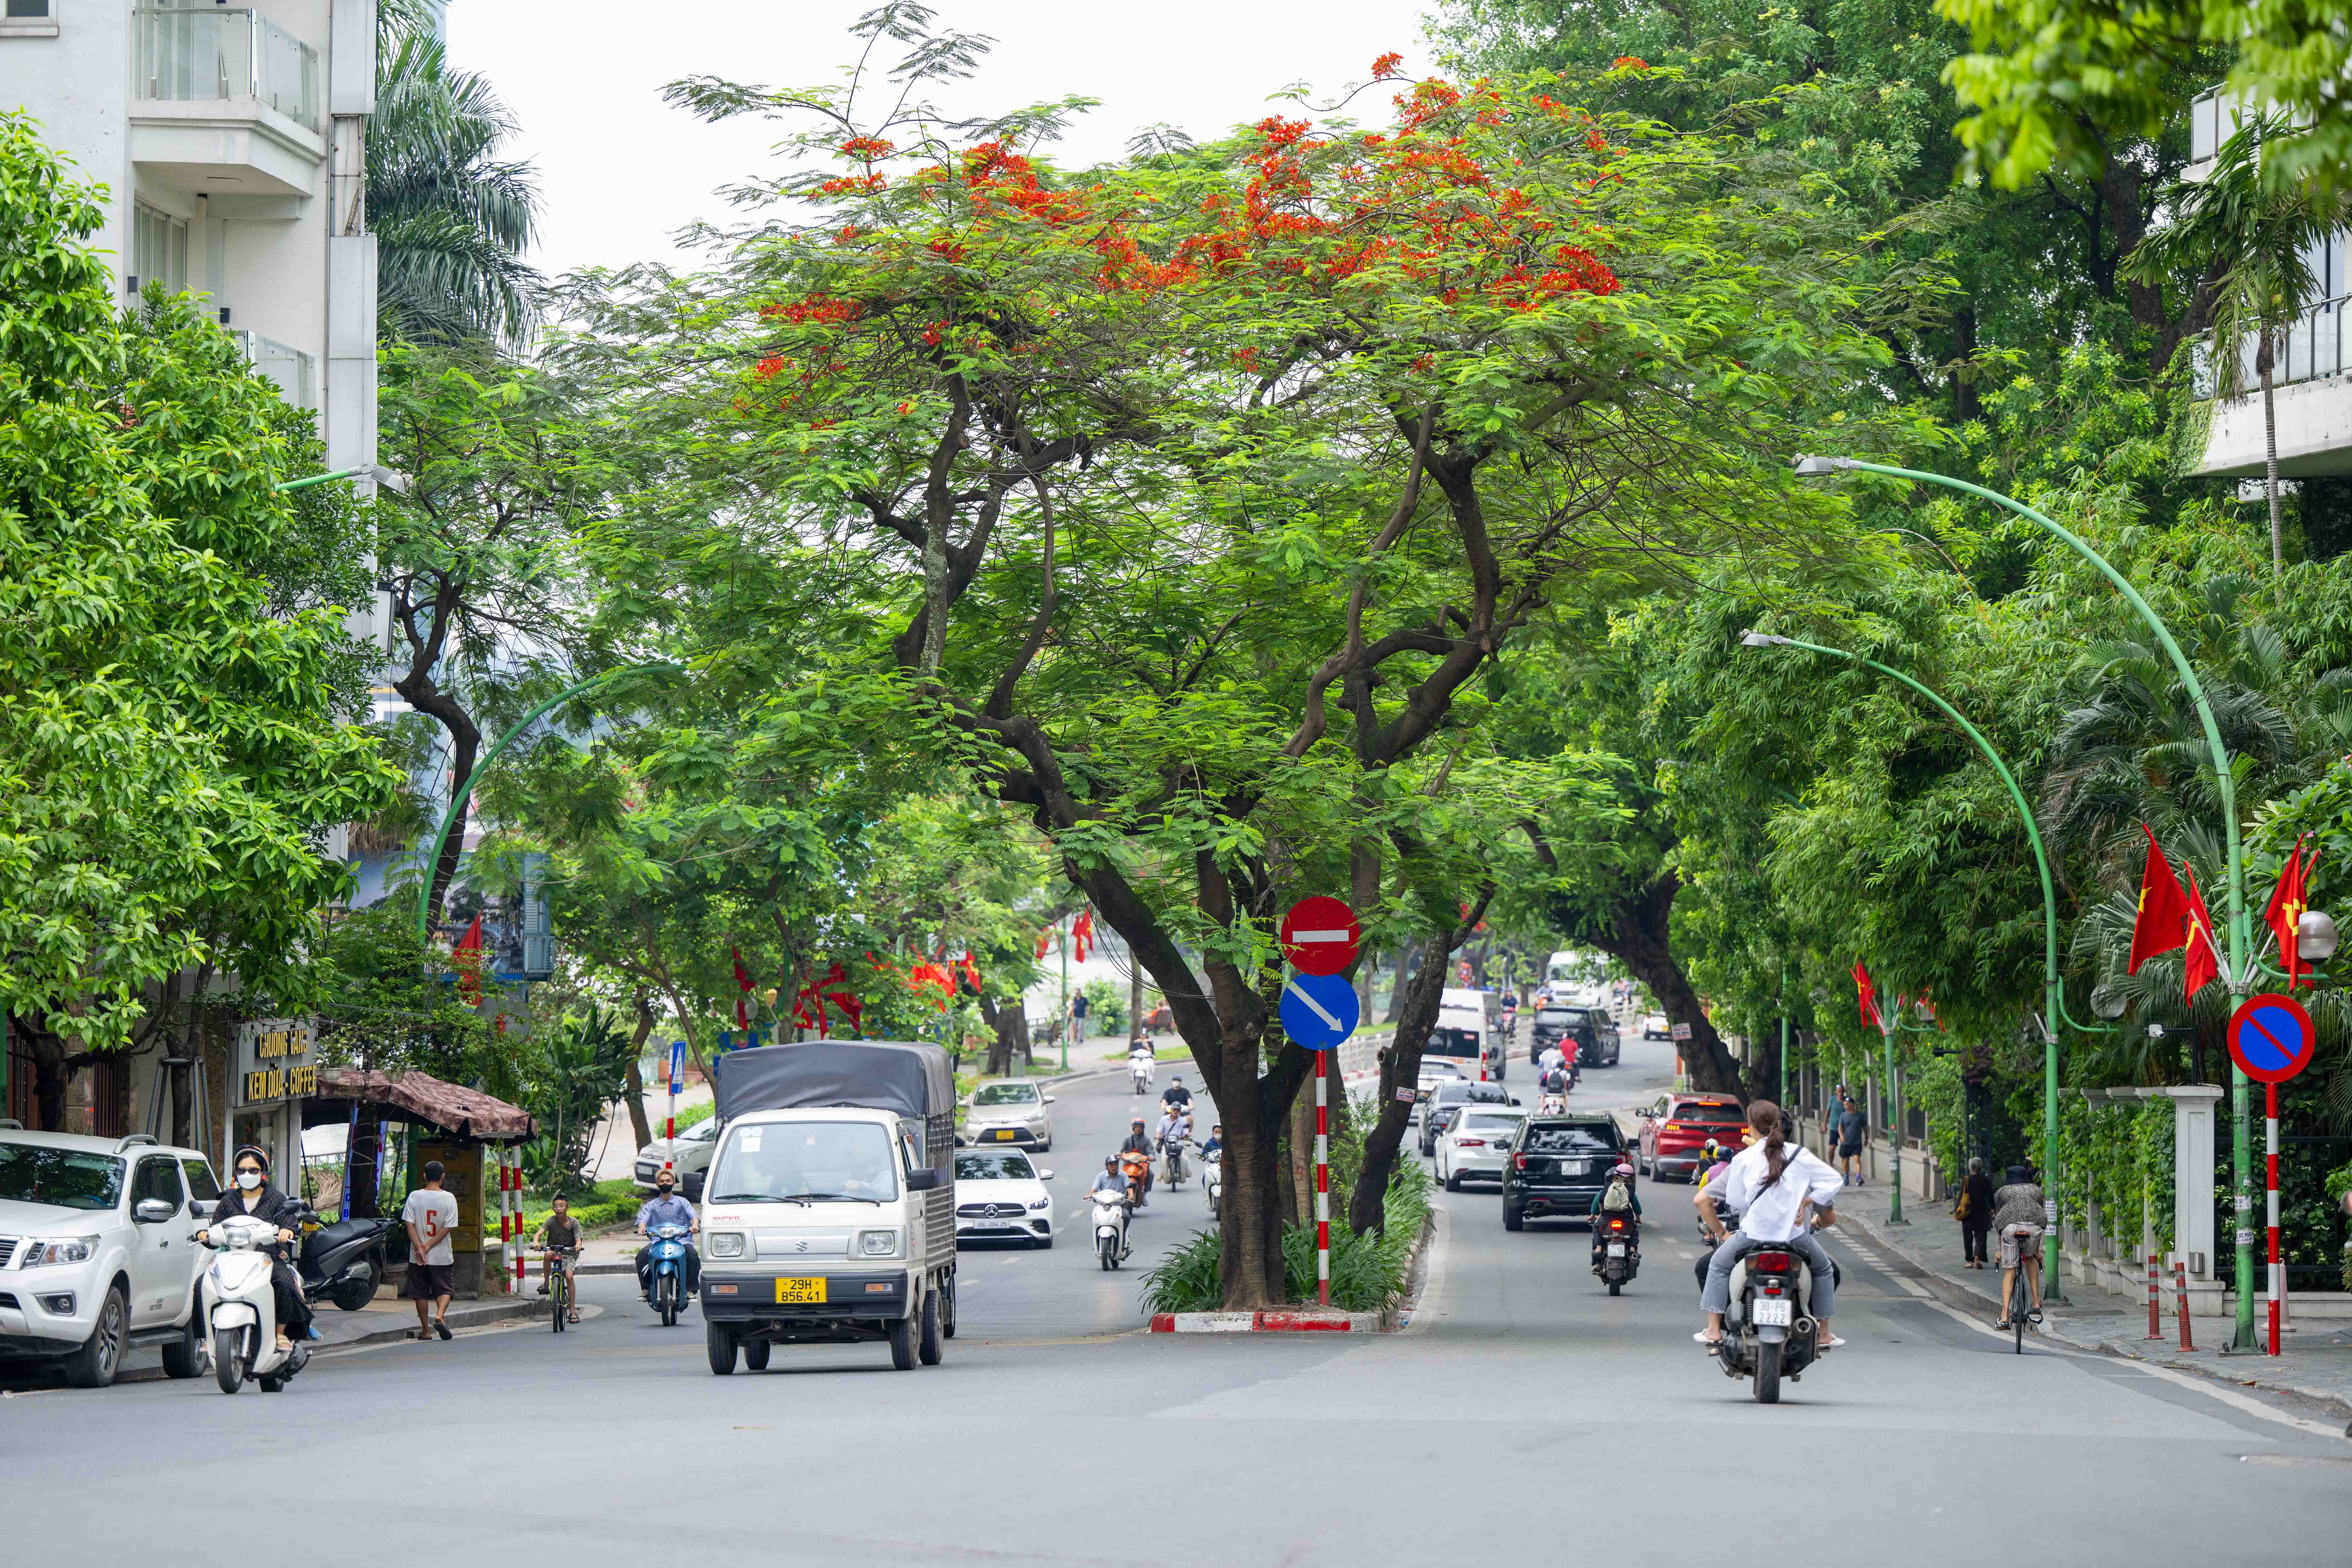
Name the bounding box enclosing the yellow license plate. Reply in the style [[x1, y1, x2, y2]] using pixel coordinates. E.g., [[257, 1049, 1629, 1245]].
[[993, 1128, 1017, 1140], [774, 1276, 827, 1304]]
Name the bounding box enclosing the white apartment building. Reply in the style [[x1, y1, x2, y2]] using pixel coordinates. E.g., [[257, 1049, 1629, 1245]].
[[2185, 86, 2352, 480], [0, 0, 381, 495]]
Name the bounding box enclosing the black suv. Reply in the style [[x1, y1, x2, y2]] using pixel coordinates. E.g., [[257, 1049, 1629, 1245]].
[[1502, 1116, 1629, 1231], [1529, 1005, 1621, 1068]]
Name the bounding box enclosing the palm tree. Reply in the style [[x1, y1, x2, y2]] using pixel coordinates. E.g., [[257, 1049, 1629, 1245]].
[[369, 31, 543, 350], [2125, 115, 2352, 584]]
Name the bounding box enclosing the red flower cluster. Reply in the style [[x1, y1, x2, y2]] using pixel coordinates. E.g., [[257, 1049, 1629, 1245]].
[[1371, 51, 1404, 78], [754, 355, 785, 378], [815, 172, 887, 197], [1610, 55, 1649, 71], [761, 294, 864, 326], [839, 135, 896, 161]]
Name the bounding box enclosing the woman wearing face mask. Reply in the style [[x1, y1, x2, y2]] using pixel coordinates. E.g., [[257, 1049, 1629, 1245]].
[[195, 1146, 314, 1352]]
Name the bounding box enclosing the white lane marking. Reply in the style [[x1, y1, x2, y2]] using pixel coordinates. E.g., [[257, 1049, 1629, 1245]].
[[1284, 979, 1341, 1029], [2119, 1358, 2348, 1438]]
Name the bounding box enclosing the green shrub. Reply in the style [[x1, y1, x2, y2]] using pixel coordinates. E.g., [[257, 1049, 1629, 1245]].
[[1139, 1159, 1434, 1314], [514, 1177, 640, 1241]]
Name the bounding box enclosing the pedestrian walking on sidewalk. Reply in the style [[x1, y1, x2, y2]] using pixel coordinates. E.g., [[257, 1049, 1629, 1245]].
[[401, 1159, 459, 1342], [1957, 1157, 1994, 1269], [1835, 1096, 1867, 1185]]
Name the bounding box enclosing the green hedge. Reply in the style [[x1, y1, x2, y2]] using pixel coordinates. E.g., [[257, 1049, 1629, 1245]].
[[514, 1177, 640, 1242], [1140, 1160, 1433, 1314]]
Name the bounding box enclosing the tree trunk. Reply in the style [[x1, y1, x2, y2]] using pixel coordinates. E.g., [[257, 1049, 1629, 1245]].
[[1347, 894, 1489, 1235], [2263, 332, 2285, 589], [623, 993, 656, 1149], [1382, 949, 1407, 1023], [974, 988, 1025, 1076], [392, 666, 483, 929], [1530, 861, 1741, 1094], [1128, 948, 1143, 1045]]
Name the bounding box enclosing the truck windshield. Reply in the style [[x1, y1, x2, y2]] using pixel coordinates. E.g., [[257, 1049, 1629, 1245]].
[[0, 1142, 125, 1211], [707, 1122, 900, 1203]]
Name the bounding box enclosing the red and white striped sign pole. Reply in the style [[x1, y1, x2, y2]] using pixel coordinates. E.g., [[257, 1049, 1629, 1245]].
[[2267, 1080, 2282, 1356], [1315, 1049, 1330, 1306], [510, 1149, 524, 1290]]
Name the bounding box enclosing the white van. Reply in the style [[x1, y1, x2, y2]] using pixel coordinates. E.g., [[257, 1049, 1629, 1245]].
[[1428, 988, 1508, 1082]]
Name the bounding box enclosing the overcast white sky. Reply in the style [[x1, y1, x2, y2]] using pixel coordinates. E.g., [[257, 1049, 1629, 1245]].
[[446, 1, 1441, 281]]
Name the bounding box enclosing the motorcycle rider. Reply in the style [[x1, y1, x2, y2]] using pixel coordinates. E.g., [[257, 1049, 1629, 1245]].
[[196, 1145, 313, 1352], [1091, 1158, 1133, 1259], [1694, 1101, 1843, 1351], [1588, 1160, 1643, 1268], [634, 1170, 701, 1304], [1200, 1123, 1224, 1161], [1693, 1138, 1731, 1192], [1119, 1116, 1157, 1202], [1160, 1073, 1193, 1114]]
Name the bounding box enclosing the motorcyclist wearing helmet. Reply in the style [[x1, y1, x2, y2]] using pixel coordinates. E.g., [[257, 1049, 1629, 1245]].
[[1588, 1161, 1643, 1268], [1118, 1116, 1157, 1201], [196, 1145, 313, 1351]]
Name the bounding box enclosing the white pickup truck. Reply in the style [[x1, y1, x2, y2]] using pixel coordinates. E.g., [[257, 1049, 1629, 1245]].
[[689, 1041, 957, 1374]]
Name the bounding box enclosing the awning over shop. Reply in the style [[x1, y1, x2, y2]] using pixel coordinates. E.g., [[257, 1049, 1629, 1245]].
[[310, 1067, 537, 1144]]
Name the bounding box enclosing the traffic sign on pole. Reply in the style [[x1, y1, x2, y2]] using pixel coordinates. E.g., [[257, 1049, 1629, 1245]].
[[1279, 972, 1359, 1051], [2228, 993, 2316, 1357], [1279, 897, 1361, 976]]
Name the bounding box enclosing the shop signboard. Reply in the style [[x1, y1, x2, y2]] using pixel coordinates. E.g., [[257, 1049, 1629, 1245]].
[[234, 1017, 319, 1107]]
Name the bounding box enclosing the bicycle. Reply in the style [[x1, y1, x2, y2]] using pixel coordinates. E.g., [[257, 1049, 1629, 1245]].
[[1996, 1226, 2041, 1354], [537, 1246, 579, 1332]]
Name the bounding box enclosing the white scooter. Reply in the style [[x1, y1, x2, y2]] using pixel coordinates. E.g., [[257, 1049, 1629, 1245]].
[[1130, 1051, 1155, 1096], [1203, 1147, 1222, 1220], [197, 1214, 310, 1394], [1092, 1189, 1132, 1270]]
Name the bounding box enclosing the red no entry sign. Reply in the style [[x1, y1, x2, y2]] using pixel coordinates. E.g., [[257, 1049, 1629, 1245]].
[[2227, 993, 2317, 1084], [1280, 896, 1360, 975]]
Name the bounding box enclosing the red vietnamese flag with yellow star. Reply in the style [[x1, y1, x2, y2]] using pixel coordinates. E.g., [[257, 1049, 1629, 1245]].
[[2264, 836, 2314, 989], [2127, 824, 2192, 975], [2183, 867, 2223, 1000], [1852, 959, 1880, 1028]]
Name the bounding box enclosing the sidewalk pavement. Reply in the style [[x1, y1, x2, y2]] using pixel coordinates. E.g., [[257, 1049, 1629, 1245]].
[[306, 1291, 544, 1352], [1827, 1173, 2352, 1423]]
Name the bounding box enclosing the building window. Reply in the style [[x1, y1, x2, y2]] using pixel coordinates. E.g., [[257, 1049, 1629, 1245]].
[[4, 0, 52, 18], [131, 201, 189, 295]]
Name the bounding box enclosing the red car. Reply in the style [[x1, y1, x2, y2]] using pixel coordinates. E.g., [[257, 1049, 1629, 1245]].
[[1635, 1093, 1747, 1182]]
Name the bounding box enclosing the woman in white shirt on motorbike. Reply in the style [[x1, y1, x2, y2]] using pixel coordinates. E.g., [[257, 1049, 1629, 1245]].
[[1694, 1101, 1844, 1351]]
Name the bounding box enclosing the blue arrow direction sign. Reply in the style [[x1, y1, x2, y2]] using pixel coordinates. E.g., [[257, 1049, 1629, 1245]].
[[1279, 972, 1359, 1052]]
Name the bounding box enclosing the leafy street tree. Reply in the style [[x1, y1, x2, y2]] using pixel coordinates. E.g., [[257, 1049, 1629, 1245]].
[[563, 19, 1894, 1303], [0, 114, 401, 1124]]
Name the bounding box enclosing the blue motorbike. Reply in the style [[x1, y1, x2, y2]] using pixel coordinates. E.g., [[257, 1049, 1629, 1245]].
[[647, 1224, 695, 1327]]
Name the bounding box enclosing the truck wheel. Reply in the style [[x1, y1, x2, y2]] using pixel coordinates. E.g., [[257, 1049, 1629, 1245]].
[[918, 1289, 943, 1366], [743, 1339, 771, 1371], [942, 1275, 958, 1339], [161, 1300, 202, 1380], [888, 1312, 917, 1370], [62, 1284, 128, 1389], [705, 1321, 737, 1375]]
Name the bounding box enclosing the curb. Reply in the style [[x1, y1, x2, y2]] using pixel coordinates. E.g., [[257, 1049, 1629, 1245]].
[[1838, 1209, 2352, 1422], [313, 1298, 544, 1353], [1149, 1309, 1380, 1332]]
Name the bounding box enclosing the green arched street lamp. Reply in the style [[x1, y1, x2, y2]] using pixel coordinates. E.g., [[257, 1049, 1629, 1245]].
[[411, 662, 684, 946], [1794, 454, 2255, 1346], [275, 464, 408, 494], [1741, 630, 2079, 1283]]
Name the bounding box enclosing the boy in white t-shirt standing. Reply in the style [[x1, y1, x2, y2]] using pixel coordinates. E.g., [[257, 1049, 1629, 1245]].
[[402, 1160, 461, 1342]]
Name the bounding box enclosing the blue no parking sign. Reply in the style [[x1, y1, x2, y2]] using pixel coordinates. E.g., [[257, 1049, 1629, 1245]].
[[1279, 972, 1359, 1052], [2226, 993, 2316, 1084]]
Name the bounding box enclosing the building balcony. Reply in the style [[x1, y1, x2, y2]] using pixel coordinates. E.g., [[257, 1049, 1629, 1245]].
[[233, 328, 314, 412], [130, 7, 325, 199]]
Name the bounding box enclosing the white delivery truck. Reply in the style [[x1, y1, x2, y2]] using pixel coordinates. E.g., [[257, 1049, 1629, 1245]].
[[1429, 988, 1509, 1082], [688, 1040, 958, 1374]]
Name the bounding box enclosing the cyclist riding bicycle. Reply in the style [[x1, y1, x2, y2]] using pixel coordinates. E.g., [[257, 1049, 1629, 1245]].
[[1991, 1163, 2048, 1330], [534, 1194, 583, 1324]]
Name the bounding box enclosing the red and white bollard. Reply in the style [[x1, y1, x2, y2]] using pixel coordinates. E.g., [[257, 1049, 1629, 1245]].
[[2174, 1258, 2194, 1352], [2266, 1082, 2282, 1356], [2144, 1250, 2163, 1341], [1314, 1049, 1330, 1308], [497, 1154, 512, 1294]]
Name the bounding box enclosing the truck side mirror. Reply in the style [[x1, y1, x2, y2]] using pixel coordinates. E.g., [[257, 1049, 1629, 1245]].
[[681, 1170, 705, 1202], [905, 1169, 942, 1191]]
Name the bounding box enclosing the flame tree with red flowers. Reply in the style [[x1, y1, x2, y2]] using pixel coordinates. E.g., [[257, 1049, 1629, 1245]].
[[562, 14, 1909, 1306]]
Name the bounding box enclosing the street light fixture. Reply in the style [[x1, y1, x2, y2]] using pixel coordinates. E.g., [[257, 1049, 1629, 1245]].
[[275, 463, 410, 495], [2298, 909, 2340, 962], [1790, 453, 2262, 1348]]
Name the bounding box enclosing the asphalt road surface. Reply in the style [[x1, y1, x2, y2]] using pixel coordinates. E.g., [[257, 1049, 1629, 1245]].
[[7, 1035, 2351, 1566]]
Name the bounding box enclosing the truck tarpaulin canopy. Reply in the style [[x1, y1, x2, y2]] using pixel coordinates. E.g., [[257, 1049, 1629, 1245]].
[[712, 1040, 955, 1168]]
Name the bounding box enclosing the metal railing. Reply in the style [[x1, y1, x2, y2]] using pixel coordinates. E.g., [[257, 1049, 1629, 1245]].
[[133, 7, 321, 134], [2194, 291, 2352, 401], [232, 329, 314, 411]]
